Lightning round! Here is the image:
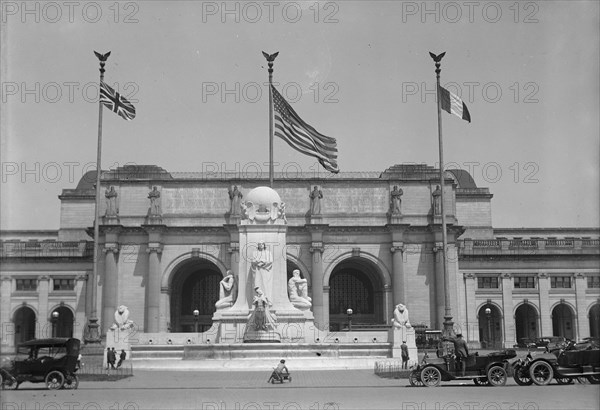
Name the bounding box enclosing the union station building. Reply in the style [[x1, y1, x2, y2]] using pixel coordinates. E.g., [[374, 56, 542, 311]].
[[1, 164, 599, 352]]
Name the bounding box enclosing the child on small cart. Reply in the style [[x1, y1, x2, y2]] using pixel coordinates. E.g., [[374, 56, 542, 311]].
[[268, 359, 291, 383]]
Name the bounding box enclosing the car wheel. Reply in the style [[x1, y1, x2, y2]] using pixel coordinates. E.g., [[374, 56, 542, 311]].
[[45, 370, 65, 390], [420, 366, 441, 387], [409, 370, 423, 387], [513, 368, 533, 386], [587, 375, 600, 385], [0, 374, 18, 390], [487, 365, 507, 386], [473, 377, 490, 386], [555, 377, 573, 385], [63, 374, 79, 390], [529, 361, 554, 386]]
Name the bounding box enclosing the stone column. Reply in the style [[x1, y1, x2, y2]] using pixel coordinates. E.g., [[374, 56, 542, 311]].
[[38, 276, 50, 338], [574, 272, 589, 339], [310, 244, 325, 330], [390, 243, 405, 306], [322, 285, 330, 332], [1, 276, 12, 348], [146, 244, 163, 333], [74, 274, 88, 340], [501, 273, 515, 348], [432, 243, 445, 329], [463, 273, 478, 345], [384, 284, 393, 322], [159, 286, 170, 333], [102, 244, 119, 334], [538, 272, 551, 336]]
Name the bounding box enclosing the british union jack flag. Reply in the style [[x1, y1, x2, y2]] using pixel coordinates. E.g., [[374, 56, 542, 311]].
[[99, 81, 136, 120]]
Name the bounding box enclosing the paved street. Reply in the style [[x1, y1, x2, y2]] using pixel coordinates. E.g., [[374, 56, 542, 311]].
[[2, 370, 599, 410]]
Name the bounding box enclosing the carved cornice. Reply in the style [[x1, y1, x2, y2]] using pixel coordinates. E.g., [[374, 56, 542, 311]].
[[538, 272, 548, 279], [501, 272, 513, 280], [463, 272, 476, 280], [575, 272, 586, 279], [146, 244, 163, 254], [103, 244, 120, 254]]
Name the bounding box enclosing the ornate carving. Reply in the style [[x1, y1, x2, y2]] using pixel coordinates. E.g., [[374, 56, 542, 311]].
[[288, 269, 312, 310], [463, 272, 476, 279], [103, 244, 119, 254], [228, 186, 243, 216], [432, 185, 441, 215], [390, 185, 403, 214], [538, 272, 548, 279], [501, 272, 512, 280], [146, 244, 163, 254], [215, 271, 237, 310], [75, 274, 88, 281], [390, 245, 404, 254], [148, 186, 162, 216], [104, 186, 119, 216], [309, 186, 323, 215]]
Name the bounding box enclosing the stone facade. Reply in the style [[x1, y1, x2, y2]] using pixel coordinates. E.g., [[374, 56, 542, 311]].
[[1, 164, 598, 353]]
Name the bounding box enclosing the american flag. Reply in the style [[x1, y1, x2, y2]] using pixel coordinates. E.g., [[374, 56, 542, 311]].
[[99, 81, 136, 120], [271, 85, 338, 173]]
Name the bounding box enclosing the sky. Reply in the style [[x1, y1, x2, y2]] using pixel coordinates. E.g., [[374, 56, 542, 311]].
[[1, 0, 599, 230]]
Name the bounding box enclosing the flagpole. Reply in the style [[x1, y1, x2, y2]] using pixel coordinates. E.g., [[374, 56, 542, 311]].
[[86, 51, 110, 343], [263, 51, 278, 188], [430, 52, 454, 338]]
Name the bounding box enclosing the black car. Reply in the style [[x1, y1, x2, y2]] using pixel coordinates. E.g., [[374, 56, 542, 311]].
[[0, 338, 80, 390], [514, 341, 600, 386], [409, 349, 517, 387]]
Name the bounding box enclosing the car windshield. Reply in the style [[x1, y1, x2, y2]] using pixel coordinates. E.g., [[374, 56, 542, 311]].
[[36, 346, 67, 359], [15, 346, 32, 361]]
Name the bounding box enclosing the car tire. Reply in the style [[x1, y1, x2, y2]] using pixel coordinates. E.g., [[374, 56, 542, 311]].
[[63, 374, 79, 390], [409, 370, 423, 387], [420, 366, 441, 387], [487, 365, 507, 386], [587, 375, 600, 385], [473, 377, 490, 386], [529, 361, 554, 386], [45, 370, 65, 390], [513, 368, 534, 386]]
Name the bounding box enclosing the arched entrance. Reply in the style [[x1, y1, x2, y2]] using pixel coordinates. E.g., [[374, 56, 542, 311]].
[[14, 306, 36, 345], [590, 304, 600, 338], [552, 303, 575, 340], [170, 259, 222, 332], [515, 303, 538, 341], [328, 257, 385, 331], [50, 306, 74, 338], [478, 304, 503, 349]]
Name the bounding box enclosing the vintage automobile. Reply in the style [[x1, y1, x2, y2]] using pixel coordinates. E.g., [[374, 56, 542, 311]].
[[514, 341, 600, 386], [0, 338, 80, 390], [513, 338, 537, 349], [409, 349, 517, 387]]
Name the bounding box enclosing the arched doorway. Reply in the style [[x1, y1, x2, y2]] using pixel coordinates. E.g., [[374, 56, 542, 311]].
[[50, 306, 74, 338], [515, 303, 538, 342], [170, 259, 222, 332], [552, 303, 575, 340], [478, 304, 503, 349], [328, 257, 385, 331], [590, 304, 600, 338], [14, 306, 36, 345]]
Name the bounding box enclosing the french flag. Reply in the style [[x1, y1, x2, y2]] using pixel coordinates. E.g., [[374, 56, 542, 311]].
[[439, 86, 471, 123]]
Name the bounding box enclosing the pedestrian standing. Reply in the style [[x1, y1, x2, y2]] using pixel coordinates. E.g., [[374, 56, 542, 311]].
[[401, 341, 409, 369], [117, 349, 127, 368]]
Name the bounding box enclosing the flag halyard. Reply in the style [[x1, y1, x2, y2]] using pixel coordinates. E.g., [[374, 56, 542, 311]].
[[439, 85, 471, 123], [100, 81, 136, 120], [271, 85, 339, 173]]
